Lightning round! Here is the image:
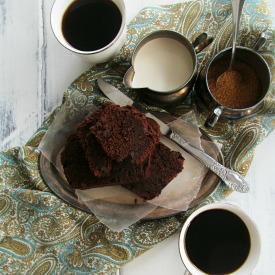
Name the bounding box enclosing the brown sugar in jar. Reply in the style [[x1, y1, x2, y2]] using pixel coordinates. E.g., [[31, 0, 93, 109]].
[[207, 59, 262, 109]]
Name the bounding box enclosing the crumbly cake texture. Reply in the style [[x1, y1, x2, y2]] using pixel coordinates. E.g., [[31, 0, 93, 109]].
[[76, 104, 160, 178], [61, 104, 184, 200], [77, 107, 112, 178], [123, 143, 184, 200], [88, 104, 160, 164], [61, 134, 153, 188]]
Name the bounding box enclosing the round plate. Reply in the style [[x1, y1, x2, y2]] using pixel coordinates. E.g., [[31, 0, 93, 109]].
[[39, 120, 223, 220]]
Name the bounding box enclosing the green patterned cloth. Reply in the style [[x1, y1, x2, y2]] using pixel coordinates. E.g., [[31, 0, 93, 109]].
[[0, 0, 274, 273]]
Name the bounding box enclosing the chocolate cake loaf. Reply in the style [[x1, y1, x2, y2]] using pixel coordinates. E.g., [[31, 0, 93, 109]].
[[61, 103, 185, 200]]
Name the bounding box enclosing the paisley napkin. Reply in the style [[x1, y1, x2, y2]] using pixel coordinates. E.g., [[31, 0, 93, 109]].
[[0, 0, 274, 273]]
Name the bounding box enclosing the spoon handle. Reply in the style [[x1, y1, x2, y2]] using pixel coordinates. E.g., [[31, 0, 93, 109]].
[[230, 0, 245, 69]]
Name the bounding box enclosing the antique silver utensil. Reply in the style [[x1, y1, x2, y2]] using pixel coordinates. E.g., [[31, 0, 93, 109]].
[[97, 78, 249, 193], [216, 0, 245, 86]]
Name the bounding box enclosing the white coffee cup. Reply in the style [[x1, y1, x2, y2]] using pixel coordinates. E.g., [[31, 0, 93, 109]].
[[50, 0, 126, 63], [179, 203, 261, 275]]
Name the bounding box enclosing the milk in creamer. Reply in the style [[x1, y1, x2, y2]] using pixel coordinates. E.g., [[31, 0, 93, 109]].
[[132, 37, 194, 91]]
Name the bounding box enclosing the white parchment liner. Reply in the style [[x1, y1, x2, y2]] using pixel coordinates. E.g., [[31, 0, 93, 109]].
[[39, 91, 211, 231]]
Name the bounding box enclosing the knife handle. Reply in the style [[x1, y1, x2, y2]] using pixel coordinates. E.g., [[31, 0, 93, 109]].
[[168, 131, 249, 193]]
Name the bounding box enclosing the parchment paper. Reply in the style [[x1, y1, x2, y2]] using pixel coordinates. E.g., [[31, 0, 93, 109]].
[[39, 91, 211, 231]]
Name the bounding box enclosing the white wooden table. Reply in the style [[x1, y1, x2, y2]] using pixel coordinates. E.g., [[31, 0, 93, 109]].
[[0, 1, 274, 274]]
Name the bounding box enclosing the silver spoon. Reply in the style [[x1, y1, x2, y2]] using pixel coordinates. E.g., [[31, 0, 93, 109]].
[[216, 0, 245, 85], [229, 0, 245, 69]]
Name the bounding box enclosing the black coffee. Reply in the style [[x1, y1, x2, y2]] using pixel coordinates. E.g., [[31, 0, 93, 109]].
[[62, 0, 122, 51], [185, 209, 251, 274]]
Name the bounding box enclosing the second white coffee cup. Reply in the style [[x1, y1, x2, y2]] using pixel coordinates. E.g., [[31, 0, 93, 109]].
[[179, 203, 261, 275], [51, 0, 126, 63]]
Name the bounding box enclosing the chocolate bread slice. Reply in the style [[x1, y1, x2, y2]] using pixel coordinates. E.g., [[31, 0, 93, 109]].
[[76, 108, 110, 177], [76, 104, 160, 177], [89, 104, 160, 165], [123, 143, 184, 200]]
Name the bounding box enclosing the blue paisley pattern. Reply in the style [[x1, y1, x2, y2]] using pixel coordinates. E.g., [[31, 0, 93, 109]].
[[0, 0, 274, 274]]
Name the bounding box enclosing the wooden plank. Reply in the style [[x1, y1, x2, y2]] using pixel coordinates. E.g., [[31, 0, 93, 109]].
[[0, 0, 42, 149]]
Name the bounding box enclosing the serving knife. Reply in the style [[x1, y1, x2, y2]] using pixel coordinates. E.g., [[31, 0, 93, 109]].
[[97, 78, 249, 193]]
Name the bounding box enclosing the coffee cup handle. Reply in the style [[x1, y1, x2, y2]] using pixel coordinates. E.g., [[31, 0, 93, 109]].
[[204, 106, 223, 128]]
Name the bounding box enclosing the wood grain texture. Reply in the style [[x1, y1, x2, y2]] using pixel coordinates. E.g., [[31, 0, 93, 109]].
[[0, 1, 41, 148], [0, 0, 274, 274]]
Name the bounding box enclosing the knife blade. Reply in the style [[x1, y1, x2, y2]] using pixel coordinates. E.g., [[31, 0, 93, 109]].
[[97, 78, 249, 193]]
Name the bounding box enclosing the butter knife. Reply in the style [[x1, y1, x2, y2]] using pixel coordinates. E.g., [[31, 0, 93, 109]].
[[97, 78, 249, 193]]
